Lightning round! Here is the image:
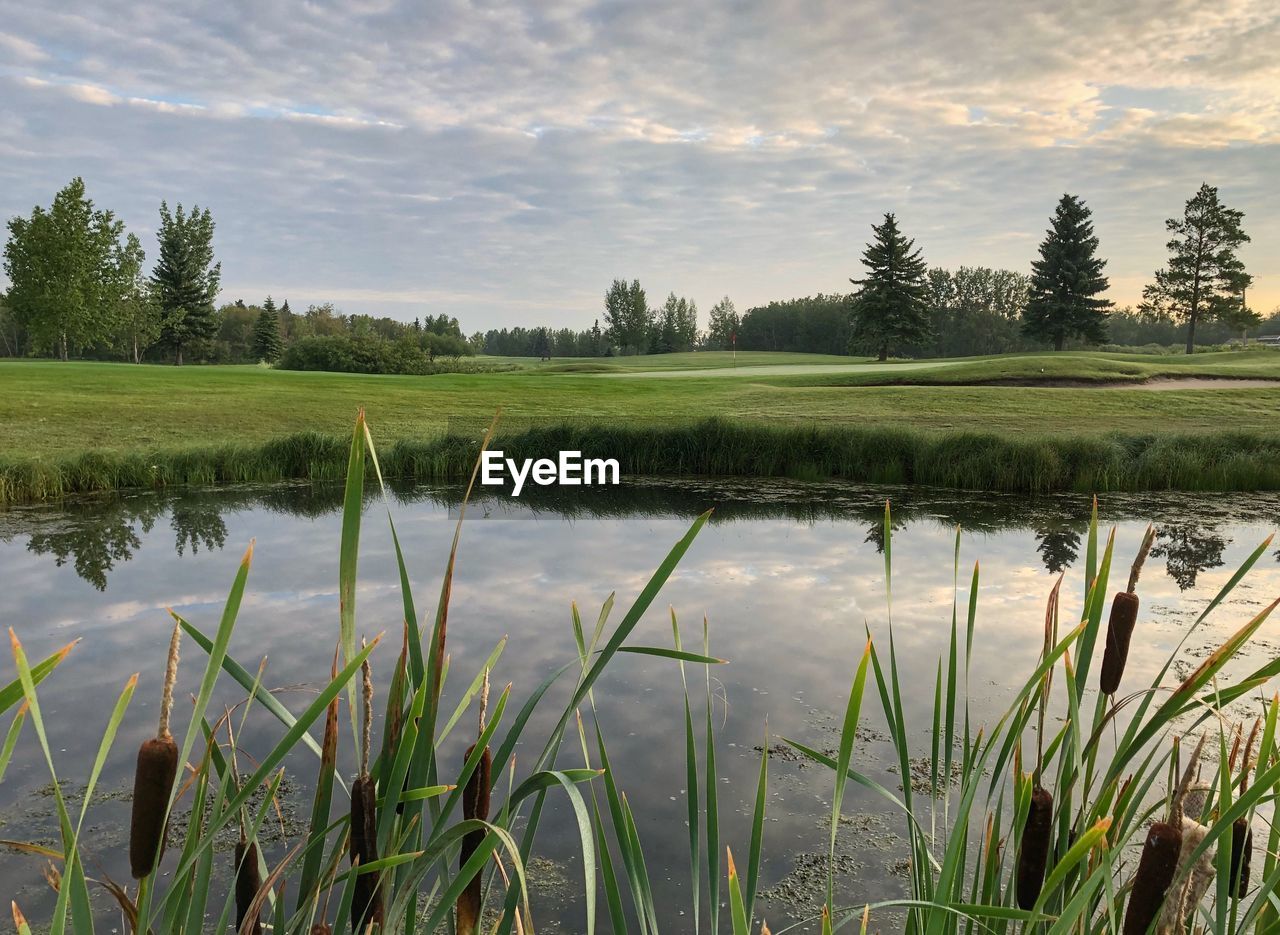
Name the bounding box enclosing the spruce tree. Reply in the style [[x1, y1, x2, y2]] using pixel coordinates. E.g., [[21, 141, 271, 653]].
[[253, 295, 283, 362], [848, 213, 930, 361], [1140, 183, 1250, 354], [1021, 194, 1111, 350], [150, 201, 221, 365]]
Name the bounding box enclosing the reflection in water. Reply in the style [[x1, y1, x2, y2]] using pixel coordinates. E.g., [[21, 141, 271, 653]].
[[3, 478, 1280, 928], [1033, 525, 1084, 574], [1151, 524, 1228, 591], [3, 479, 1277, 589]]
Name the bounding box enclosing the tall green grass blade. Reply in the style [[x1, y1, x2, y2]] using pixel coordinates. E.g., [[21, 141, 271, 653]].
[[829, 640, 872, 914]]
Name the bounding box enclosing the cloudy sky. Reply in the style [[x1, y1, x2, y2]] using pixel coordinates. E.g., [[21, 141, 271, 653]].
[[1, 0, 1276, 330]]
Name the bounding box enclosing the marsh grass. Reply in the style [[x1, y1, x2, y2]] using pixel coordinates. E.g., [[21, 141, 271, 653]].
[[9, 418, 1280, 506], [3, 412, 1280, 933]]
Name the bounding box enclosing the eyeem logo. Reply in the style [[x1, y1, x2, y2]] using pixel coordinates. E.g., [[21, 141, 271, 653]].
[[481, 450, 621, 497]]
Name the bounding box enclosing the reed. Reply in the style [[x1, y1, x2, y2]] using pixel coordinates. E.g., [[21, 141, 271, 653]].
[[1014, 786, 1053, 909], [348, 651, 383, 933], [1100, 524, 1155, 695], [128, 622, 180, 879], [10, 418, 1280, 506], [234, 841, 262, 935], [456, 671, 493, 935]]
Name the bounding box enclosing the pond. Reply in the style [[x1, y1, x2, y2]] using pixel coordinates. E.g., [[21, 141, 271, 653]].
[[3, 478, 1279, 930]]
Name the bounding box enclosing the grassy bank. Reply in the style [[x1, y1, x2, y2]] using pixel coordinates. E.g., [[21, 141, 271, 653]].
[[7, 418, 1280, 504], [5, 353, 1280, 501]]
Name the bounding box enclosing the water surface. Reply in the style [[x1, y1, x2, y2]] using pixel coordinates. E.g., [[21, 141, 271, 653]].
[[3, 479, 1279, 930]]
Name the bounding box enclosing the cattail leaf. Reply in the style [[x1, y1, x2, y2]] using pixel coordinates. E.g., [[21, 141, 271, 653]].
[[0, 704, 26, 783], [7, 629, 95, 935], [437, 637, 509, 744], [746, 723, 769, 930], [176, 616, 326, 761], [829, 640, 873, 913], [726, 847, 750, 935], [616, 645, 728, 664], [0, 640, 77, 715], [394, 784, 454, 803], [362, 417, 422, 683]]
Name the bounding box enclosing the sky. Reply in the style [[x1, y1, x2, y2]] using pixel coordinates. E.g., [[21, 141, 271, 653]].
[[1, 0, 1277, 331]]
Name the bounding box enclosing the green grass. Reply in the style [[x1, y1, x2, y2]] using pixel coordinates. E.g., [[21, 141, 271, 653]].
[[4, 350, 1280, 501], [7, 417, 1280, 933]]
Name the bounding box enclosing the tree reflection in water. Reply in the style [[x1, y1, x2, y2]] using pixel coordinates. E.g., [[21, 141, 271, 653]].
[[0, 479, 1274, 590]]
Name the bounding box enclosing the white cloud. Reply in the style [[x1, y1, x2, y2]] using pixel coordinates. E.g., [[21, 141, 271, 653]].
[[0, 0, 1276, 323]]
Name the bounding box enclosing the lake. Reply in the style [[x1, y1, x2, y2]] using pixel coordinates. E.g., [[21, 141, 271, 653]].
[[3, 478, 1278, 931]]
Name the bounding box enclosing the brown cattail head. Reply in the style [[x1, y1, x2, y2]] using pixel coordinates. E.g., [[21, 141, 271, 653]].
[[129, 735, 178, 878], [1100, 591, 1140, 695], [1123, 821, 1182, 935], [349, 775, 383, 932], [235, 840, 263, 935], [1229, 817, 1252, 897], [456, 741, 494, 935], [310, 925, 333, 935], [1016, 786, 1053, 909]]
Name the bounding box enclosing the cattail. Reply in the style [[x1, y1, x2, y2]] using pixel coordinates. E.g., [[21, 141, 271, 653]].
[[350, 650, 383, 933], [457, 672, 493, 935], [1101, 526, 1154, 696], [349, 775, 382, 932], [310, 925, 333, 935], [1016, 786, 1053, 909], [1126, 734, 1203, 935], [129, 622, 181, 878], [235, 840, 263, 935], [1229, 818, 1252, 898], [1123, 822, 1182, 934], [1227, 716, 1260, 898]]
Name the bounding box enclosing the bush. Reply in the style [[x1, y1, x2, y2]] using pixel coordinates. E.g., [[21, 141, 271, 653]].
[[275, 334, 502, 375]]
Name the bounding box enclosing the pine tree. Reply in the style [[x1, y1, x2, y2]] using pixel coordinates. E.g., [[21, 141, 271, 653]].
[[252, 295, 283, 362], [848, 213, 930, 361], [1021, 194, 1112, 351], [150, 201, 221, 365], [1141, 183, 1250, 354]]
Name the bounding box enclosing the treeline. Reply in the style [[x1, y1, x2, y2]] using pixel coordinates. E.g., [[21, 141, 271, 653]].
[[3, 177, 1273, 369], [0, 177, 478, 369]]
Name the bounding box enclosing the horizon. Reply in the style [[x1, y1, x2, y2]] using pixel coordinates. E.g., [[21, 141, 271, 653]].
[[2, 1, 1277, 329]]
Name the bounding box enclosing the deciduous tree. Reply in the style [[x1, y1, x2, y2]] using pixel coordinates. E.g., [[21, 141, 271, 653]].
[[3, 178, 138, 360]]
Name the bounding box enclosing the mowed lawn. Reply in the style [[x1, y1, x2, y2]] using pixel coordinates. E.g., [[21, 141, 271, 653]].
[[3, 351, 1280, 459]]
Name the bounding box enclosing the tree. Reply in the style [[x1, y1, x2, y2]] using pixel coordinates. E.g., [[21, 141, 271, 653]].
[[112, 233, 160, 363], [1140, 183, 1250, 355], [603, 278, 651, 354], [3, 178, 138, 360], [1208, 271, 1259, 348], [925, 267, 1030, 357], [653, 292, 690, 353], [253, 295, 283, 362], [848, 213, 930, 361], [706, 297, 739, 350], [1020, 195, 1111, 350], [151, 201, 221, 365]]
